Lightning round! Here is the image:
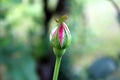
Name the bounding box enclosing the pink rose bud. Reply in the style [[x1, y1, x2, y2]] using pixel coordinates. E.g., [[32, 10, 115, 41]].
[[50, 22, 71, 49]]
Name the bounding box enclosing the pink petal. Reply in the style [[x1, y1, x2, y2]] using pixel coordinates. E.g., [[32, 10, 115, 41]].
[[58, 23, 64, 47], [52, 29, 57, 37], [50, 27, 57, 41], [63, 22, 70, 35]]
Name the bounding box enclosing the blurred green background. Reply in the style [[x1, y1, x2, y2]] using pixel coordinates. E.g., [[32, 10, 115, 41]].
[[0, 0, 120, 80]]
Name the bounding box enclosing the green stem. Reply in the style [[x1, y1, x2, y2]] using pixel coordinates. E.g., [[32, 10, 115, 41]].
[[53, 56, 62, 80]]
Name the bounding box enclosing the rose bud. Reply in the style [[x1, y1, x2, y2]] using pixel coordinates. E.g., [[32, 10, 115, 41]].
[[50, 22, 71, 48], [50, 17, 71, 57], [50, 16, 71, 80]]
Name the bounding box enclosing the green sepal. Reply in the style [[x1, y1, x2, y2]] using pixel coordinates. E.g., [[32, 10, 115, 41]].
[[50, 28, 61, 49], [56, 15, 68, 25], [53, 48, 66, 57]]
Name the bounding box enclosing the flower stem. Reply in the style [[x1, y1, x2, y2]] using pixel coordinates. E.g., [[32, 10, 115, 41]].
[[53, 56, 62, 80]]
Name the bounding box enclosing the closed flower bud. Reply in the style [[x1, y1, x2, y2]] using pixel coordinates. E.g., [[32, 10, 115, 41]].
[[51, 16, 71, 80], [50, 22, 71, 50]]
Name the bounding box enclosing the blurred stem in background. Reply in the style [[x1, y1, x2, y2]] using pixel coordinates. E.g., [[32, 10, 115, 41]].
[[109, 0, 120, 64], [109, 0, 120, 24]]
